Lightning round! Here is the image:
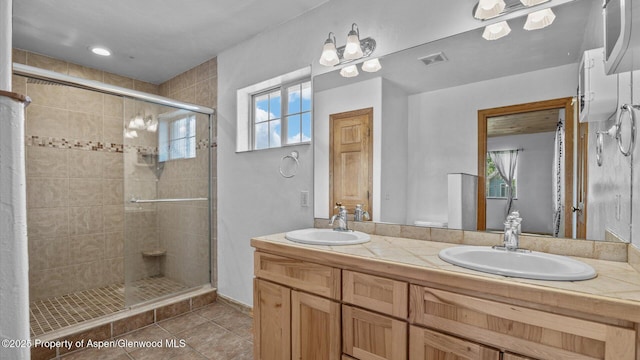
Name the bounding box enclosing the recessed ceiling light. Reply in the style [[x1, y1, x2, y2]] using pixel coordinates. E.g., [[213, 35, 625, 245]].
[[90, 46, 111, 56]]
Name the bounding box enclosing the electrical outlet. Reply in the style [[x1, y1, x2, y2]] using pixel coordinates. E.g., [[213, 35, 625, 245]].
[[300, 191, 309, 207]]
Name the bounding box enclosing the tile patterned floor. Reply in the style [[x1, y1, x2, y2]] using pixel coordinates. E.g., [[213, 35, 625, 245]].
[[59, 302, 254, 360], [30, 277, 190, 337]]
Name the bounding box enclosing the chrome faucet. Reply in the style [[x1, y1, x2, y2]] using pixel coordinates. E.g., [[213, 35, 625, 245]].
[[494, 211, 528, 252], [329, 203, 350, 232], [354, 204, 370, 222], [504, 211, 522, 250]]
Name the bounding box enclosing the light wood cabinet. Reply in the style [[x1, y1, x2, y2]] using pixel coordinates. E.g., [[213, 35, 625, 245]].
[[253, 279, 291, 360], [292, 290, 341, 360], [409, 285, 636, 360], [409, 325, 500, 360], [342, 270, 408, 318], [252, 247, 638, 360], [253, 276, 341, 360], [342, 305, 407, 360]]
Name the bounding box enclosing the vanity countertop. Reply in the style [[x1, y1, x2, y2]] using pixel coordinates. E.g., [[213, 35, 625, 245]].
[[252, 232, 640, 323]]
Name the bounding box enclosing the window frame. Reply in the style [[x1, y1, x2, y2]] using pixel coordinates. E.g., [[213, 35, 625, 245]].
[[485, 155, 518, 200], [159, 114, 197, 162], [250, 78, 312, 151]]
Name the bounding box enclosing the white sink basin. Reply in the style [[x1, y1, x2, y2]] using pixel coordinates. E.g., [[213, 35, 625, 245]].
[[438, 246, 597, 281], [285, 228, 370, 246]]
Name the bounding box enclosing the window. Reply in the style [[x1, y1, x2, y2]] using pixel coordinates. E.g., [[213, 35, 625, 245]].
[[252, 80, 311, 150], [236, 67, 311, 152], [486, 156, 517, 198], [159, 115, 196, 161]]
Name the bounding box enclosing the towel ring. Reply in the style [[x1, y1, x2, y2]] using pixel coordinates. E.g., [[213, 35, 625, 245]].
[[279, 151, 299, 178], [595, 132, 604, 166], [617, 104, 637, 157]]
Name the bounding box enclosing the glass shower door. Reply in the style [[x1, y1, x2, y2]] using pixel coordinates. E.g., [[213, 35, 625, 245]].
[[123, 98, 211, 307]]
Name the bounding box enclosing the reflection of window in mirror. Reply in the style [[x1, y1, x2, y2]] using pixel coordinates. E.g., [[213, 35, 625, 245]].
[[486, 155, 517, 199], [159, 115, 196, 161]]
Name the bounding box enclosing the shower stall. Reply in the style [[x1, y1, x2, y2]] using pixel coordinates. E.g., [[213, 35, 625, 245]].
[[14, 63, 214, 337]]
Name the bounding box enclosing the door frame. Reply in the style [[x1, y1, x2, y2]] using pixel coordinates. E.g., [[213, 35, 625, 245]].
[[329, 107, 374, 218], [477, 97, 574, 238], [576, 121, 589, 238]]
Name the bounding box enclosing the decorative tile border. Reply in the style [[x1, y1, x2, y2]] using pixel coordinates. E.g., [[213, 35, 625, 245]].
[[26, 136, 215, 154], [26, 136, 124, 153]]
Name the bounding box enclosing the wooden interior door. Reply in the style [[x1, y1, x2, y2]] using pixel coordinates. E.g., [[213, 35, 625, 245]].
[[329, 108, 373, 218], [576, 121, 589, 238]]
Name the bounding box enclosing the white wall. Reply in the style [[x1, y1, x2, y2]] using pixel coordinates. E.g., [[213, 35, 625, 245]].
[[486, 132, 556, 234], [216, 0, 578, 306], [406, 64, 577, 226], [380, 79, 409, 223], [587, 70, 637, 244]]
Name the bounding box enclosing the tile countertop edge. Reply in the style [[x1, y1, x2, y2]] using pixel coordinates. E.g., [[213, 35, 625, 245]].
[[251, 234, 640, 325]]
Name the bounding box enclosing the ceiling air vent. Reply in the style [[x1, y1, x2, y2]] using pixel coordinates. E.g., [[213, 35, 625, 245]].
[[419, 52, 448, 66]]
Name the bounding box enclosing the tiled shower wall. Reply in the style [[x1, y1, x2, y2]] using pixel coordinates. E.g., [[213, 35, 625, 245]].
[[158, 58, 218, 287], [13, 49, 161, 301], [14, 49, 218, 301]]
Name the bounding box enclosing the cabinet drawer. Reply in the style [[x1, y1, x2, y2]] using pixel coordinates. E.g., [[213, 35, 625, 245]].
[[409, 285, 636, 360], [343, 305, 407, 360], [409, 325, 500, 360], [255, 252, 341, 299], [343, 270, 408, 318]]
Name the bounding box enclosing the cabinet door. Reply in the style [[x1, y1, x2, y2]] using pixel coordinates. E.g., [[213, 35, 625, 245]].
[[409, 325, 500, 360], [343, 305, 407, 360], [292, 290, 341, 360], [253, 279, 291, 360]]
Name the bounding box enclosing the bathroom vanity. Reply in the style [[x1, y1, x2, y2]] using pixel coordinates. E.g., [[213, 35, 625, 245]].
[[251, 231, 640, 360]]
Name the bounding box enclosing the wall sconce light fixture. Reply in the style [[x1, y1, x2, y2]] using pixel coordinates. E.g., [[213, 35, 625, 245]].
[[474, 0, 554, 40], [319, 23, 380, 78]]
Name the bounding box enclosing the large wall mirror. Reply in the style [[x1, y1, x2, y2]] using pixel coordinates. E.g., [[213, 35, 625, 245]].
[[313, 0, 631, 243]]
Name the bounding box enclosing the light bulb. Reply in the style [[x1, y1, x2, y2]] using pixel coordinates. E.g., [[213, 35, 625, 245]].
[[340, 65, 359, 78], [482, 21, 511, 40], [474, 0, 506, 19], [343, 24, 363, 60], [524, 8, 556, 30], [319, 33, 339, 66], [361, 58, 382, 72]]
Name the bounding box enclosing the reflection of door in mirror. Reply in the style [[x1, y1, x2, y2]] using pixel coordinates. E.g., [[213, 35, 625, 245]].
[[329, 108, 373, 218], [576, 122, 589, 238], [477, 98, 574, 238]]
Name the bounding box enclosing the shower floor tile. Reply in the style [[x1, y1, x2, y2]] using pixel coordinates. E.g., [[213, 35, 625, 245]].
[[30, 276, 189, 337]]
